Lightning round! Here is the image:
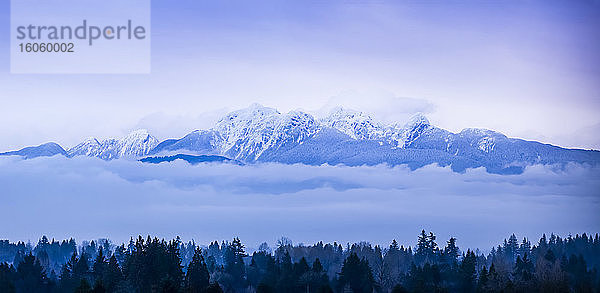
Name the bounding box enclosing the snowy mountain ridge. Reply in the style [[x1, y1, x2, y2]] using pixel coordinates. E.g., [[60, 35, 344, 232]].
[[319, 107, 435, 148], [2, 104, 599, 174], [213, 104, 319, 160], [67, 129, 159, 160]]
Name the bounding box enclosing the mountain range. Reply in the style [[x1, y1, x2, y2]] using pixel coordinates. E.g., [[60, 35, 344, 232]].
[[2, 104, 599, 174]]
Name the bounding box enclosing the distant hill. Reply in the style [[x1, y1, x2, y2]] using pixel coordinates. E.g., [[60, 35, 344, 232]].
[[140, 154, 240, 165], [0, 142, 66, 159]]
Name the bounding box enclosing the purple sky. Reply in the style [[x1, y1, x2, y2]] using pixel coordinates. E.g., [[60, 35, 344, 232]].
[[0, 1, 599, 150]]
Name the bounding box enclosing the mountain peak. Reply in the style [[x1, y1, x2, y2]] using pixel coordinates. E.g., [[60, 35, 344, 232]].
[[81, 137, 101, 145], [325, 107, 370, 119], [405, 113, 430, 128], [240, 103, 279, 115], [0, 142, 66, 159], [117, 129, 159, 158], [217, 104, 279, 126], [213, 105, 317, 160], [124, 129, 152, 138], [248, 102, 267, 109], [66, 129, 158, 160], [321, 107, 382, 140]]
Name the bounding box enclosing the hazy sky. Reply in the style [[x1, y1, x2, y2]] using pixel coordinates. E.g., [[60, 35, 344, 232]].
[[2, 156, 599, 250], [1, 1, 599, 150]]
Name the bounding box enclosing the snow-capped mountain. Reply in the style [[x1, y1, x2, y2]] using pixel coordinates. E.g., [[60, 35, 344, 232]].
[[150, 104, 600, 173], [67, 129, 159, 160], [2, 104, 599, 174], [320, 107, 383, 140], [152, 104, 320, 160], [115, 129, 160, 158], [213, 104, 319, 160], [67, 138, 103, 157], [320, 108, 438, 148], [395, 113, 436, 147], [150, 130, 222, 156], [0, 142, 66, 159]]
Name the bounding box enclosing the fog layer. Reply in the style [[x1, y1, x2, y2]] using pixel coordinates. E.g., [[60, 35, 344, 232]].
[[0, 156, 598, 250]]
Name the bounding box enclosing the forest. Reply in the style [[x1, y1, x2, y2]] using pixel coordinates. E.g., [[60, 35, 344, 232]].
[[0, 230, 599, 292]]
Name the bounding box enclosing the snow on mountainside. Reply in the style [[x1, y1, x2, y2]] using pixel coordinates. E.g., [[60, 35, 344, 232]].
[[150, 130, 222, 156], [149, 104, 600, 173], [458, 128, 506, 154], [2, 104, 599, 174], [0, 142, 66, 159], [213, 104, 319, 160], [67, 129, 159, 160], [320, 108, 435, 148], [116, 129, 160, 158], [320, 107, 383, 140], [68, 138, 102, 157]]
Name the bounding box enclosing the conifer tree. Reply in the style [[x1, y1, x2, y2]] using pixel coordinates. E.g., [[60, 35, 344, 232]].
[[0, 263, 16, 293], [338, 253, 374, 293], [459, 250, 477, 292], [223, 238, 247, 290], [477, 266, 488, 292], [92, 248, 107, 281], [185, 247, 210, 293], [102, 255, 122, 292], [15, 253, 48, 292], [443, 237, 460, 265]]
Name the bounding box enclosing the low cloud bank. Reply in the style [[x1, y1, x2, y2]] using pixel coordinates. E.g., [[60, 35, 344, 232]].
[[0, 156, 598, 251]]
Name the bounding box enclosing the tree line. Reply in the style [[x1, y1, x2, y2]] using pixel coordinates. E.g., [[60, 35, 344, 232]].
[[0, 231, 599, 292]]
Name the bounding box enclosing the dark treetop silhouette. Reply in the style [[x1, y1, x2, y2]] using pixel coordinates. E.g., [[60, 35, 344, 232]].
[[1, 231, 599, 292]]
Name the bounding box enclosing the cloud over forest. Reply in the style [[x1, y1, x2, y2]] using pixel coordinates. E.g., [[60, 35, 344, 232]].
[[0, 156, 598, 250]]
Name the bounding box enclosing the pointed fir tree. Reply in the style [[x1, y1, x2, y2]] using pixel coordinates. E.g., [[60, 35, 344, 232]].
[[92, 247, 107, 281], [477, 266, 488, 292], [15, 253, 48, 292], [185, 247, 210, 292], [459, 250, 477, 292], [102, 255, 122, 292], [443, 237, 460, 265]]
